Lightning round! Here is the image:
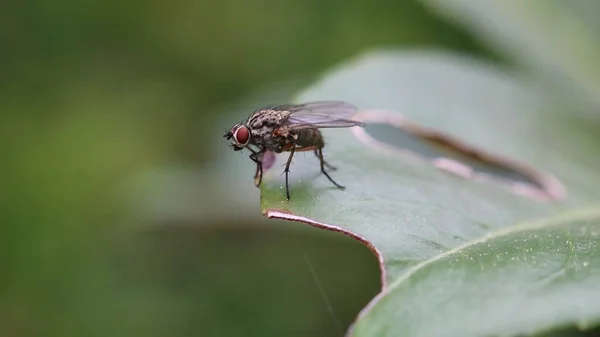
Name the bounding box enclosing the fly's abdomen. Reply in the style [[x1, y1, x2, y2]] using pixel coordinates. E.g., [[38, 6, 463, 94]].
[[293, 128, 324, 148]]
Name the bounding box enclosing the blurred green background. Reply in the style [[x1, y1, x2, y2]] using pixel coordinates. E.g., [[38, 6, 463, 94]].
[[2, 1, 508, 336]]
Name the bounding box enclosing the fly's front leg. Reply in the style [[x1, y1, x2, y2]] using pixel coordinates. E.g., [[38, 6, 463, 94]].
[[253, 159, 262, 187], [248, 148, 265, 187]]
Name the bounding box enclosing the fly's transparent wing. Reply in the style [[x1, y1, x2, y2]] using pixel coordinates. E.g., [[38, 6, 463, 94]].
[[276, 101, 364, 129]]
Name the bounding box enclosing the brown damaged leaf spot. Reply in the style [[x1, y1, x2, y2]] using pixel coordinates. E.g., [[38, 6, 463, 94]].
[[261, 207, 293, 216], [264, 209, 387, 289], [350, 109, 567, 202]]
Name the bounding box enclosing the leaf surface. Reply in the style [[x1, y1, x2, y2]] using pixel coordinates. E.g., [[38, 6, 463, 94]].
[[259, 49, 600, 335], [351, 207, 600, 337]]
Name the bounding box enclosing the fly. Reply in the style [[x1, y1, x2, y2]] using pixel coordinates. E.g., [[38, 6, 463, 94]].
[[223, 100, 364, 200]]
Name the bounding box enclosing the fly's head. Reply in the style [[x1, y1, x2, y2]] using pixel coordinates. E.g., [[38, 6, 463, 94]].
[[223, 123, 251, 151]]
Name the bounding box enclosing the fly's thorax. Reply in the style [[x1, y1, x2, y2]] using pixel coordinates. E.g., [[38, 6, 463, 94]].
[[245, 108, 291, 151], [247, 109, 291, 134]]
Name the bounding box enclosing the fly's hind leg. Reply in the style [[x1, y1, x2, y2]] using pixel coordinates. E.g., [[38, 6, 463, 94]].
[[316, 147, 345, 190], [313, 149, 337, 171]]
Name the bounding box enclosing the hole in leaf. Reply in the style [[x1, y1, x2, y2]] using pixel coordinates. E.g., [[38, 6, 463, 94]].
[[351, 109, 566, 202], [365, 123, 538, 187]]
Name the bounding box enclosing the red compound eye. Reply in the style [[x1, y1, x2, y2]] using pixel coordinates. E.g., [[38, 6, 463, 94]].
[[234, 125, 250, 146]]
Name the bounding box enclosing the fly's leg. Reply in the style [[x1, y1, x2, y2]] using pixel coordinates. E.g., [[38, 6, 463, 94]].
[[316, 148, 345, 190], [313, 149, 337, 171], [283, 145, 296, 200], [253, 160, 263, 187], [248, 148, 265, 187]]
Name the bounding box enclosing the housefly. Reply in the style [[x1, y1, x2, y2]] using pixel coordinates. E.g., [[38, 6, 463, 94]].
[[223, 100, 364, 200]]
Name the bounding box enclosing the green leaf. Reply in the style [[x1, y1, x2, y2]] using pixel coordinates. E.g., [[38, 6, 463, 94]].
[[350, 206, 600, 337], [419, 0, 600, 118], [259, 49, 600, 335]]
